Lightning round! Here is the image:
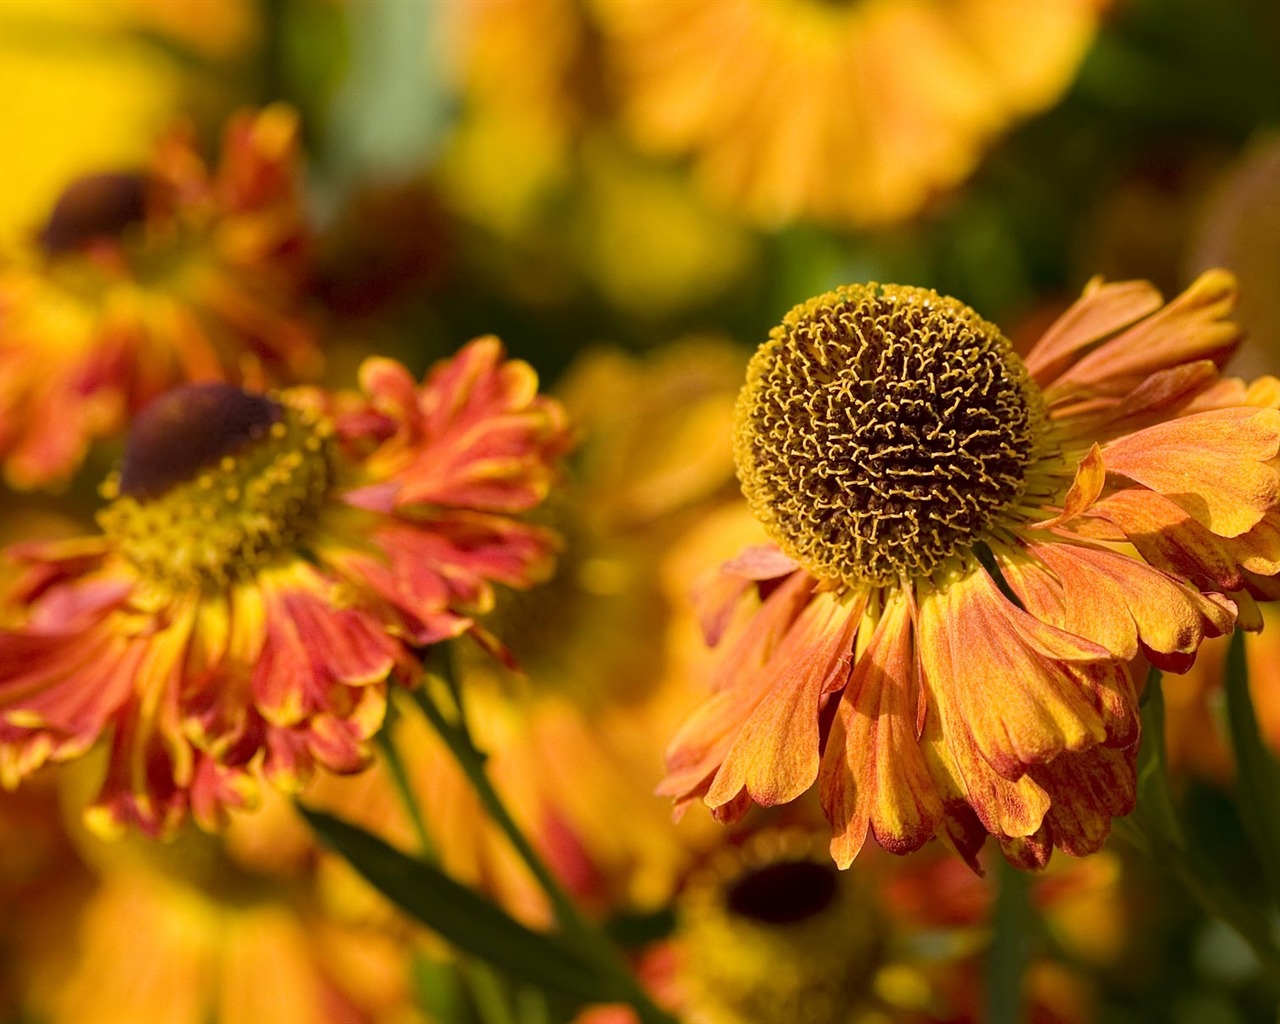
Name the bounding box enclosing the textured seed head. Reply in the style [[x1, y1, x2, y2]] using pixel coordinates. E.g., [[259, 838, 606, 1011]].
[[735, 283, 1043, 586]]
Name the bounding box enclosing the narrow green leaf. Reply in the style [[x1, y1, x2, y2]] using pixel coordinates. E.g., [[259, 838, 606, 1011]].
[[1223, 631, 1280, 907], [302, 808, 611, 1004]]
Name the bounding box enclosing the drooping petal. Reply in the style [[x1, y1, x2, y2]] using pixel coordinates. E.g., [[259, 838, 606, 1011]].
[[658, 572, 817, 810], [702, 586, 865, 809], [819, 591, 940, 867], [918, 568, 1114, 781], [1028, 540, 1234, 673], [1031, 743, 1137, 857]]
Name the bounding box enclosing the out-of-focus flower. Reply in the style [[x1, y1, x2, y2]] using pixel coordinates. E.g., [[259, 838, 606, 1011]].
[[1163, 602, 1280, 784], [4, 762, 420, 1024], [438, 0, 598, 236], [590, 0, 1104, 229], [1191, 135, 1280, 378], [566, 141, 758, 320], [0, 338, 569, 838], [576, 828, 1126, 1024], [309, 339, 748, 925], [663, 271, 1280, 870], [0, 105, 318, 489], [439, 3, 755, 319], [0, 0, 257, 247]]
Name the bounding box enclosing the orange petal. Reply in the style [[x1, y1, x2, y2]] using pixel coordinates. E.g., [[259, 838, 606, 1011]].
[[1103, 406, 1280, 537], [820, 592, 940, 867], [1029, 541, 1234, 674], [705, 588, 865, 809], [1045, 270, 1240, 401], [1024, 277, 1163, 386], [1032, 443, 1105, 529], [658, 572, 816, 803], [1031, 744, 1136, 856], [919, 569, 1112, 780]]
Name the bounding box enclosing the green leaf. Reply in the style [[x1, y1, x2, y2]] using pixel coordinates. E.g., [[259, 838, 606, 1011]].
[[1223, 631, 1280, 907], [302, 808, 614, 1004]]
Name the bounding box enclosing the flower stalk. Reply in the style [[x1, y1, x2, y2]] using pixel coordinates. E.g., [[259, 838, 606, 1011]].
[[411, 664, 679, 1024]]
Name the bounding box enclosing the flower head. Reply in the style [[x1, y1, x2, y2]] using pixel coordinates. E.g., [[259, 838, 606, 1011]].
[[0, 104, 319, 489], [575, 828, 1126, 1024], [591, 0, 1104, 228], [0, 338, 569, 837], [663, 271, 1277, 869]]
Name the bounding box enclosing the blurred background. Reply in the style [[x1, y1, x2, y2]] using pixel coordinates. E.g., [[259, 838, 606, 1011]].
[[5, 1, 1280, 1022]]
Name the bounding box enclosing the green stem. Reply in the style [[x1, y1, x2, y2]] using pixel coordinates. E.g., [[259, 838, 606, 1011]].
[[411, 680, 679, 1024], [986, 857, 1031, 1024], [376, 701, 437, 861]]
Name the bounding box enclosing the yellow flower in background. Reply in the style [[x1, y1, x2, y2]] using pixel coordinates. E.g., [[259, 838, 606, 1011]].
[[439, 0, 593, 236], [3, 765, 421, 1024], [0, 106, 320, 489], [590, 0, 1104, 229], [574, 828, 1127, 1024], [663, 271, 1280, 870], [0, 0, 256, 248], [0, 339, 569, 838]]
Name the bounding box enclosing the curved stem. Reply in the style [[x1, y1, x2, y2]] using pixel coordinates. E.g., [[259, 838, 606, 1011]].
[[411, 678, 679, 1024]]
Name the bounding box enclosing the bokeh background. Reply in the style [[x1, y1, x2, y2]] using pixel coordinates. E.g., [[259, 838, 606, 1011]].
[[5, 1, 1280, 1022]]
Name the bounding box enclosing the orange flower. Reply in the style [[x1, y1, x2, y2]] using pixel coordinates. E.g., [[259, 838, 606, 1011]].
[[0, 338, 569, 838], [0, 104, 319, 489], [662, 271, 1279, 870], [590, 0, 1103, 228]]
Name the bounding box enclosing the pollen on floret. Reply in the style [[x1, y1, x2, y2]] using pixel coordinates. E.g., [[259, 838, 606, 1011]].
[[734, 283, 1047, 587], [100, 384, 334, 588]]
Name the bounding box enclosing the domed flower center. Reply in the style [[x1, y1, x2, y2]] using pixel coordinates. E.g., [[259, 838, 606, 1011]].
[[735, 283, 1044, 586], [99, 383, 334, 588], [679, 836, 884, 1024], [40, 172, 148, 255]]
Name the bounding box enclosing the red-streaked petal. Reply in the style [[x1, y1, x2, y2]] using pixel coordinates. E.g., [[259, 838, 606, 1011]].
[[820, 592, 940, 866], [1028, 540, 1234, 671], [704, 587, 863, 809], [918, 569, 1113, 780]]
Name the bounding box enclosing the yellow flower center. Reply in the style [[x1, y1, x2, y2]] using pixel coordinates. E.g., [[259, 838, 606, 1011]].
[[678, 833, 884, 1024], [735, 283, 1045, 586], [99, 383, 334, 589]]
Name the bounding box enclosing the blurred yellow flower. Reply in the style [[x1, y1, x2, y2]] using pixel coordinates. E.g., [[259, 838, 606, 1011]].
[[575, 828, 1126, 1024], [8, 762, 421, 1024], [590, 0, 1105, 228], [0, 0, 256, 248]]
